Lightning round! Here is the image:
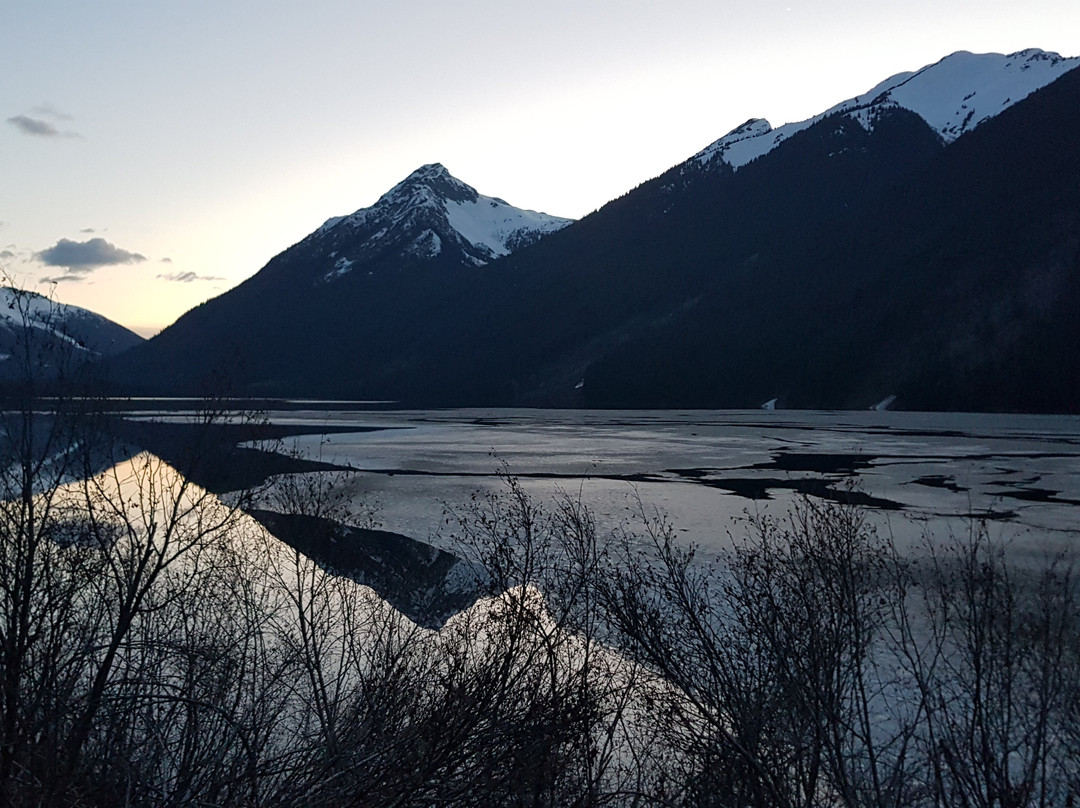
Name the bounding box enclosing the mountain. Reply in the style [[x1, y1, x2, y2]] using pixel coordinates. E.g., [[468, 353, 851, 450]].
[[113, 50, 1080, 412], [113, 166, 572, 398], [0, 287, 144, 382], [572, 51, 1080, 411]]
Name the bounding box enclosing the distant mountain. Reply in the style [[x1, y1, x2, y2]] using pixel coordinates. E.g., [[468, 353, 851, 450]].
[[0, 287, 144, 382], [113, 166, 572, 397], [113, 50, 1080, 412]]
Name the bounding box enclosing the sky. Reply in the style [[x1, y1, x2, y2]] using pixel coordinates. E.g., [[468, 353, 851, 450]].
[[3, 1, 1079, 337]]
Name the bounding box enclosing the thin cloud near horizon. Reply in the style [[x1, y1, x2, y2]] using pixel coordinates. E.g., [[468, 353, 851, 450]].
[[157, 271, 225, 283]]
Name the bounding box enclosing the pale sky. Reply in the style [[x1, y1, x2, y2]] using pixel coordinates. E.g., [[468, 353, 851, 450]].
[[3, 1, 1078, 337]]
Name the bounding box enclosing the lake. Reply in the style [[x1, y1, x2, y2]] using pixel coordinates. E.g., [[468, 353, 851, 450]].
[[239, 407, 1080, 558]]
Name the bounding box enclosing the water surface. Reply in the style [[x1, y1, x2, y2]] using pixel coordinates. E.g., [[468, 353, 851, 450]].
[[255, 408, 1080, 556]]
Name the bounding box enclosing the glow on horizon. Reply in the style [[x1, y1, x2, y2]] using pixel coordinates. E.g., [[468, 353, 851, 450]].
[[2, 1, 1078, 337]]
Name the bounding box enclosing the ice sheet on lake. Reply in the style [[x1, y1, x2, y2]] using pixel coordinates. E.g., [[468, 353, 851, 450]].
[[257, 409, 1080, 557]]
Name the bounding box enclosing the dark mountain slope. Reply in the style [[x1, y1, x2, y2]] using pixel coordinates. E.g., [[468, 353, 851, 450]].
[[453, 105, 950, 405], [354, 107, 954, 407], [581, 65, 1080, 411]]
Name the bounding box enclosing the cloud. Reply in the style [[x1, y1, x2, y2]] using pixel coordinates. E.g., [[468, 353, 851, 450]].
[[40, 274, 86, 284], [160, 257, 173, 264], [0, 250, 15, 260], [7, 115, 62, 137], [7, 105, 81, 138], [35, 237, 146, 273], [157, 271, 225, 283]]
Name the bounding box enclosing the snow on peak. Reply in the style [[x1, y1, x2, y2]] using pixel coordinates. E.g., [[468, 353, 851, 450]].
[[443, 191, 572, 260], [315, 164, 573, 280], [694, 49, 1080, 171], [693, 118, 774, 165]]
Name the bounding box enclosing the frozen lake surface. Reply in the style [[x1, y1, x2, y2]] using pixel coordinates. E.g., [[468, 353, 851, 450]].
[[248, 408, 1080, 557]]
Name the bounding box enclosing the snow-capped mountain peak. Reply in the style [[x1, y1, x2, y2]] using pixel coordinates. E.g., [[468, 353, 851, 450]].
[[385, 162, 479, 206], [317, 163, 475, 233], [313, 164, 573, 281], [694, 48, 1080, 170]]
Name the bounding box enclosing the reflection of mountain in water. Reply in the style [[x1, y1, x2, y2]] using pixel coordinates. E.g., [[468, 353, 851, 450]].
[[103, 415, 480, 627]]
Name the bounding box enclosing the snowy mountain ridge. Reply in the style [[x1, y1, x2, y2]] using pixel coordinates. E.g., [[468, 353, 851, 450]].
[[694, 48, 1080, 170], [313, 163, 573, 281], [0, 287, 144, 361]]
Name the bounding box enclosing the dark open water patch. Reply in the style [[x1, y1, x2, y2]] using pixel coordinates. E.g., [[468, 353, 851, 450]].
[[691, 477, 904, 510], [668, 468, 712, 479], [989, 475, 1044, 487], [910, 475, 969, 493], [753, 452, 876, 474], [989, 488, 1080, 506]]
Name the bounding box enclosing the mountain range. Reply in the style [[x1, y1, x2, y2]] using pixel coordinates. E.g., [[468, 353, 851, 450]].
[[112, 49, 1080, 412]]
